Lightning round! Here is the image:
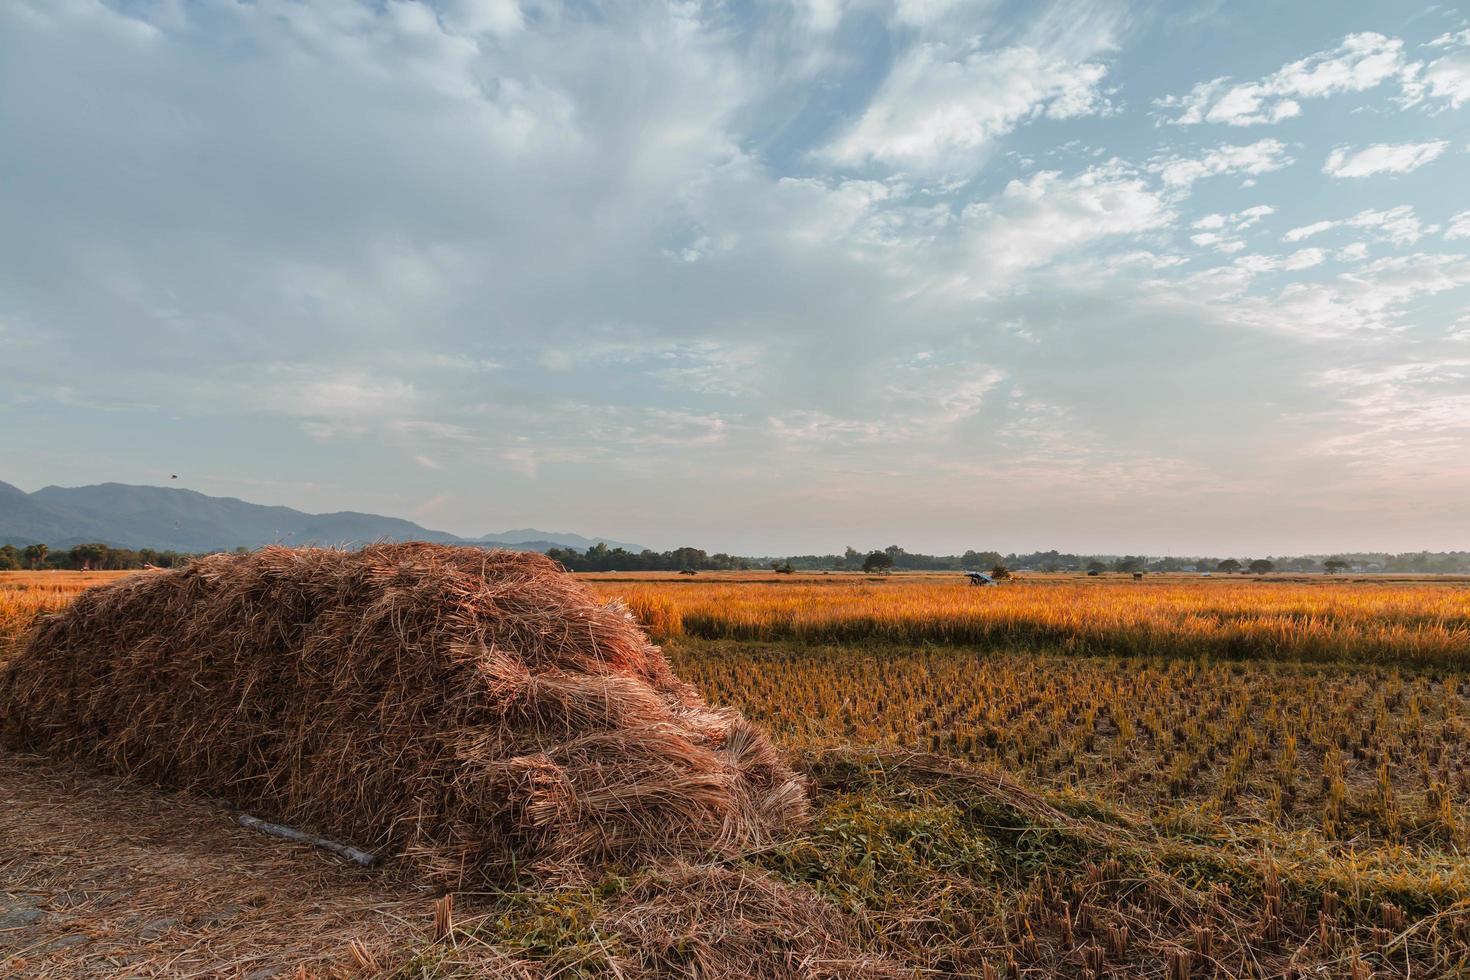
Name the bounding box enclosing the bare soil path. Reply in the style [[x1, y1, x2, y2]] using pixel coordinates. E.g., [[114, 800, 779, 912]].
[[0, 752, 433, 978]]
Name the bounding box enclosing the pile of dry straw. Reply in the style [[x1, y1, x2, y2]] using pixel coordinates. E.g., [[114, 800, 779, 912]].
[[0, 544, 807, 885]]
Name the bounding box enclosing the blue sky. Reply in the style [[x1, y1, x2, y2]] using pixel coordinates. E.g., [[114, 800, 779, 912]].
[[2, 0, 1469, 555]]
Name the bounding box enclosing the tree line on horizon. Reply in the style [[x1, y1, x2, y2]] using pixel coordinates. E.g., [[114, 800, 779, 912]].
[[4, 540, 1469, 575], [548, 544, 1470, 575], [0, 542, 197, 571]]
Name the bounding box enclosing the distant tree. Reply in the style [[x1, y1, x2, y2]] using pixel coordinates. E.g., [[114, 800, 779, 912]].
[[1216, 559, 1242, 574], [69, 543, 107, 571], [961, 549, 1004, 570], [1113, 556, 1144, 573], [0, 544, 20, 570], [1248, 559, 1275, 575], [773, 560, 795, 574], [1085, 561, 1107, 575], [863, 551, 895, 574], [1324, 558, 1350, 574], [22, 543, 48, 569], [989, 564, 1011, 581]]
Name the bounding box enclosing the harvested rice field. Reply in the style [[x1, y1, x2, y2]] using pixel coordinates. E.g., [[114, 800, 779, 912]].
[[3, 565, 1470, 978]]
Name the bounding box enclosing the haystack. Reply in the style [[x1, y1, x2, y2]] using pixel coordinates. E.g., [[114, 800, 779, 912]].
[[0, 544, 807, 885]]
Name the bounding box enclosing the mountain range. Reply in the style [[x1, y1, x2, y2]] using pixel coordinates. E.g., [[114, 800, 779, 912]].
[[0, 481, 645, 554]]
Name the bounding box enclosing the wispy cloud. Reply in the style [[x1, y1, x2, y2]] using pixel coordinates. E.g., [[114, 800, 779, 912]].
[[1148, 140, 1294, 191], [822, 39, 1111, 174], [1283, 205, 1433, 245], [1415, 30, 1470, 108], [1322, 141, 1449, 178], [1157, 32, 1417, 125]]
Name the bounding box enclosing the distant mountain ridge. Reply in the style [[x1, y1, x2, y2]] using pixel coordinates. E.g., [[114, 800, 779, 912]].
[[0, 481, 645, 554]]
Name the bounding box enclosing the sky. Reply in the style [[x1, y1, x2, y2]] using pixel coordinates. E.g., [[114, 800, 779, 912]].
[[2, 0, 1470, 556]]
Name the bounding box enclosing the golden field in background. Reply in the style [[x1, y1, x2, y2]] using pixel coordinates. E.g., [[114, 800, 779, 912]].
[[0, 571, 119, 649], [597, 570, 1470, 664]]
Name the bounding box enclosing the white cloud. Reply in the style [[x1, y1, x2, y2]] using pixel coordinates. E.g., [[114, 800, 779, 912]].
[[891, 0, 968, 26], [1234, 204, 1276, 228], [1283, 220, 1337, 243], [1420, 30, 1470, 109], [767, 410, 904, 445], [759, 160, 1178, 295], [822, 40, 1109, 173], [1231, 248, 1326, 274], [1445, 210, 1470, 240], [440, 0, 523, 36], [774, 177, 896, 245], [883, 360, 1007, 427], [248, 367, 435, 441], [1422, 55, 1470, 108], [1148, 140, 1293, 191], [1198, 253, 1470, 339], [650, 342, 763, 397], [763, 356, 1007, 451], [1429, 30, 1470, 49], [1158, 33, 1414, 125], [1283, 206, 1431, 246], [1192, 205, 1274, 233], [1189, 230, 1250, 254], [262, 368, 422, 423], [1318, 361, 1470, 388], [796, 0, 845, 32], [1322, 141, 1448, 178], [1311, 358, 1470, 471], [1348, 207, 1433, 245], [957, 164, 1175, 290], [1283, 248, 1327, 270]]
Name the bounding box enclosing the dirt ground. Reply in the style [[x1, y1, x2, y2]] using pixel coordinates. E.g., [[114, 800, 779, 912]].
[[0, 752, 432, 978]]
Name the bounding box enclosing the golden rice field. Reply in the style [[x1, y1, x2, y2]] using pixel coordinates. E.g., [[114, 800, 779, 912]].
[[0, 571, 114, 652], [674, 641, 1470, 847], [597, 572, 1470, 664]]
